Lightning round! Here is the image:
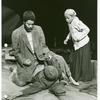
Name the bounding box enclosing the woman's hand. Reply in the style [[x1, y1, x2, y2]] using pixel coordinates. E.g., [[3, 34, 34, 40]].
[[64, 39, 68, 45]]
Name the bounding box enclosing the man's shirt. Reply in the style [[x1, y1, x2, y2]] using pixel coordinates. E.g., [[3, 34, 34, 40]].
[[26, 32, 34, 53]]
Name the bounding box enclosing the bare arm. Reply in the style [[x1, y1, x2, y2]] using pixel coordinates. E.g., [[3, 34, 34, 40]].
[[64, 33, 71, 44]]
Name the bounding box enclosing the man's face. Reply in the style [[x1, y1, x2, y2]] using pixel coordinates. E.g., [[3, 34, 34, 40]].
[[24, 20, 34, 32]]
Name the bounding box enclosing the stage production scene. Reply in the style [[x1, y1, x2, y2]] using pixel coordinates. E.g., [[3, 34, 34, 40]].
[[2, 0, 97, 100]]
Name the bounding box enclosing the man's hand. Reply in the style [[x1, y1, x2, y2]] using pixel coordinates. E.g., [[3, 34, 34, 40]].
[[23, 59, 31, 66], [44, 52, 52, 61], [2, 92, 23, 100], [48, 54, 52, 60], [46, 54, 52, 61]]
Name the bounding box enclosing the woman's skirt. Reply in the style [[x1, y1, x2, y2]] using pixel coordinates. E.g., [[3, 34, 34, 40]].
[[70, 42, 93, 82]]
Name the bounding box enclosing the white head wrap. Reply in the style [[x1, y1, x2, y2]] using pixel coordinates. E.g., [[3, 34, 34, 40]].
[[64, 9, 76, 17]]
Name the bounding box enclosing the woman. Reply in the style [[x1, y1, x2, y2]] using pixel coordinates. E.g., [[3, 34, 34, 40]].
[[64, 9, 93, 82]]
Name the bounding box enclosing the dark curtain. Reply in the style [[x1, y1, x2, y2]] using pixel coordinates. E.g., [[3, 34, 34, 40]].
[[2, 0, 97, 59]]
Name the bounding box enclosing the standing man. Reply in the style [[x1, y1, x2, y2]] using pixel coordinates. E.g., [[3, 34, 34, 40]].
[[11, 10, 78, 87]]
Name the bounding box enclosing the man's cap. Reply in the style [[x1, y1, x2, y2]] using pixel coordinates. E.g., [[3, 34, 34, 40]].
[[44, 65, 59, 81]]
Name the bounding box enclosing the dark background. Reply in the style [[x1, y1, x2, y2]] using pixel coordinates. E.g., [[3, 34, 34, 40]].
[[2, 0, 97, 59]]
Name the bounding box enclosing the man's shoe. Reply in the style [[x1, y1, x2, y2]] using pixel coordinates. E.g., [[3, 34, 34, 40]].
[[69, 76, 79, 86]]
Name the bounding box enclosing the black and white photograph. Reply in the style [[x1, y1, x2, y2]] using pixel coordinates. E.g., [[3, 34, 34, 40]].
[[1, 0, 97, 100]]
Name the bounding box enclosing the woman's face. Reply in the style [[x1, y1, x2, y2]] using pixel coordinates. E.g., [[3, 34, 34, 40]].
[[65, 14, 73, 24]]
